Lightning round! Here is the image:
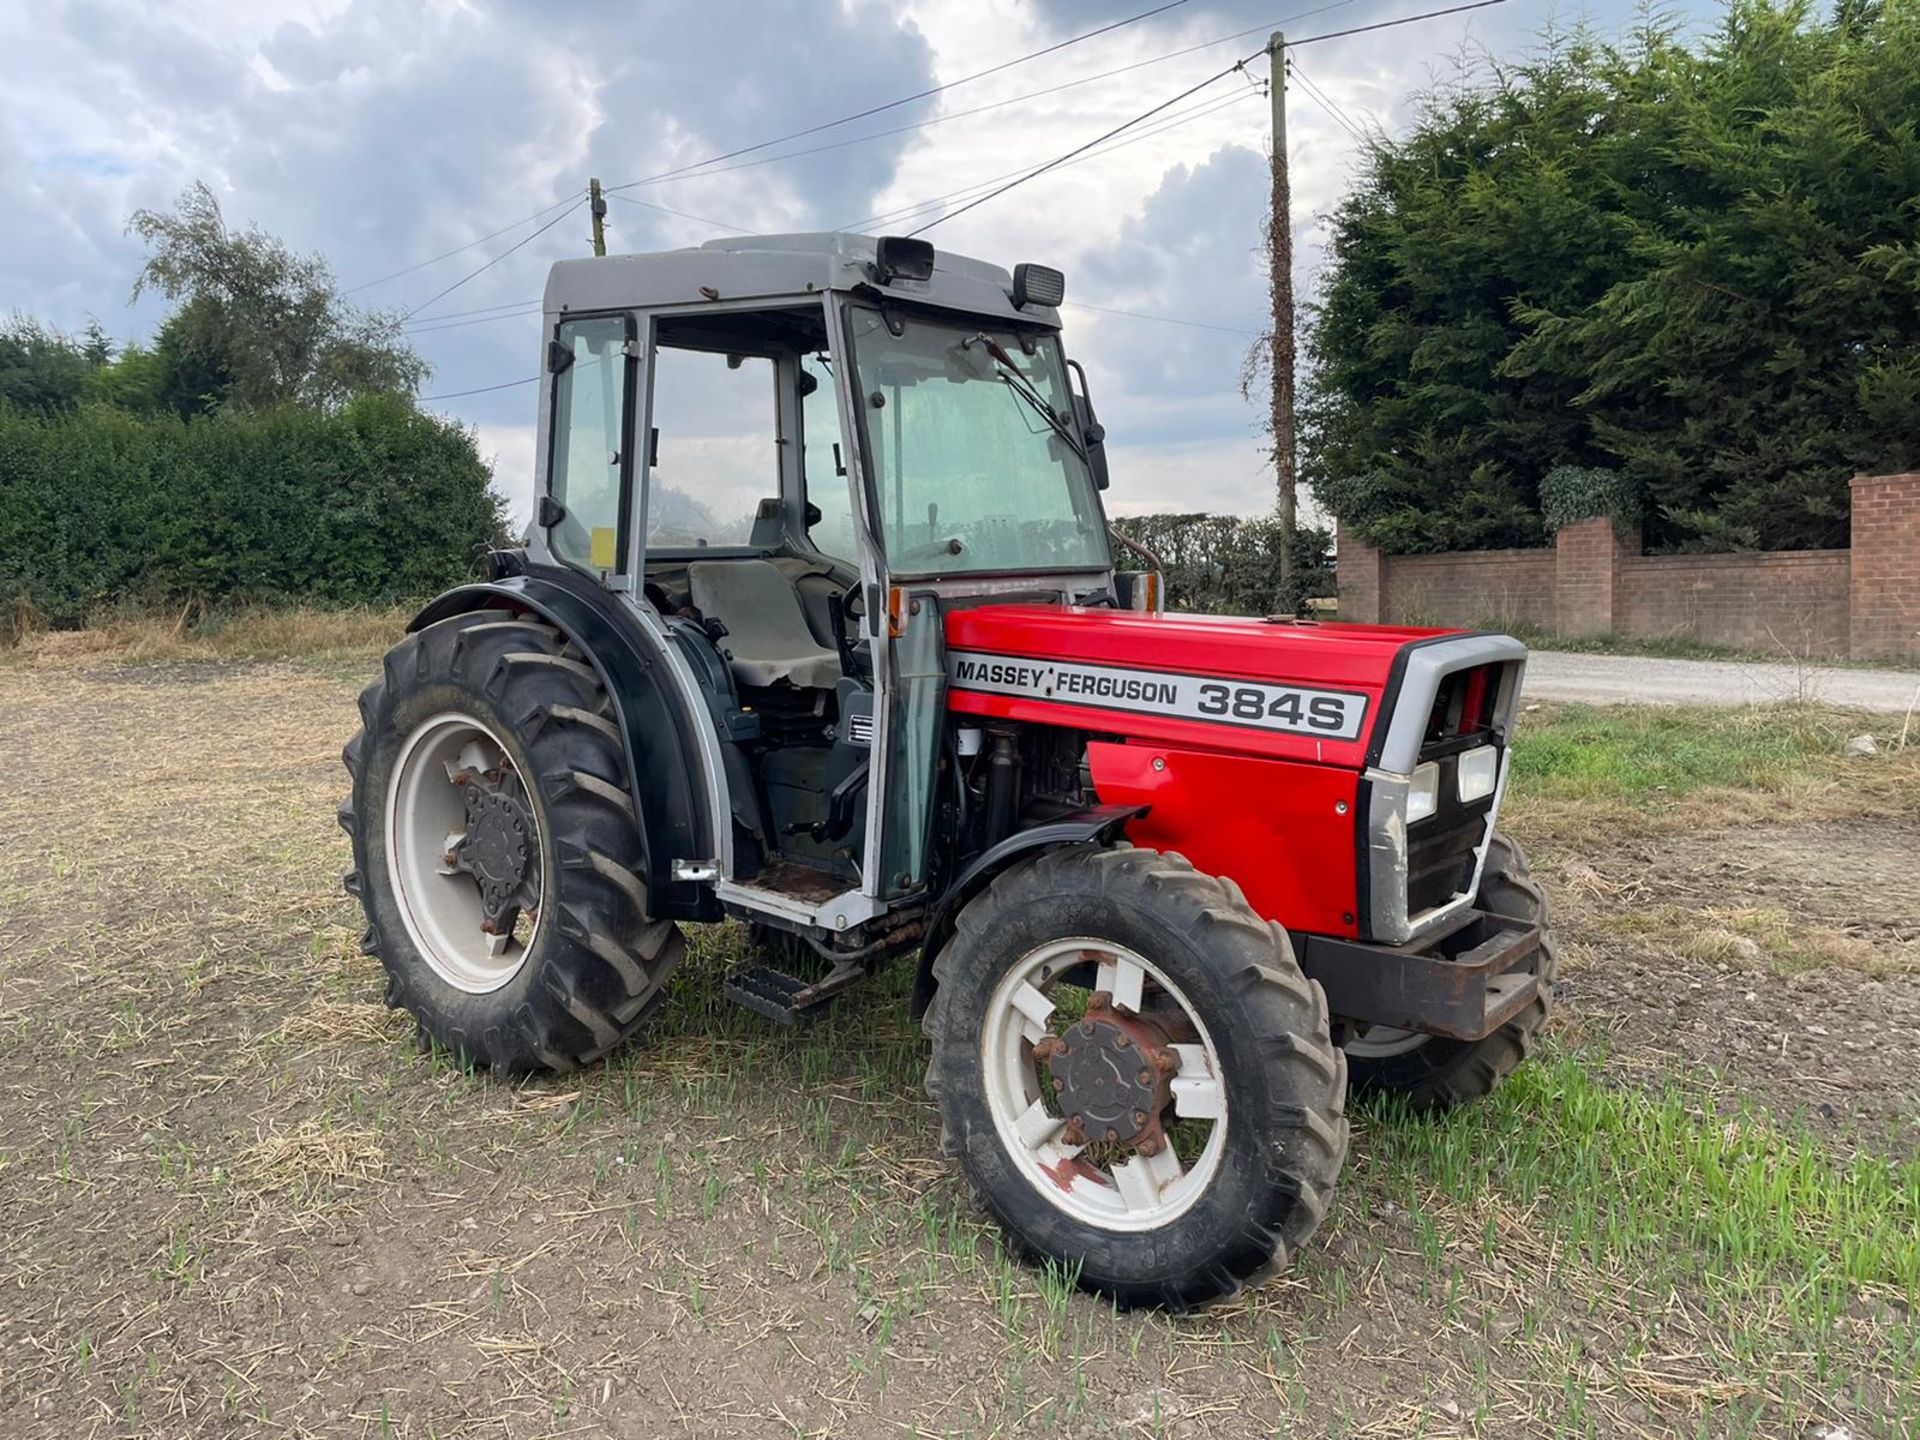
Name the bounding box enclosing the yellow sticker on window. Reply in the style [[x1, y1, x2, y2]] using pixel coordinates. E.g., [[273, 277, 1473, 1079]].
[[589, 526, 617, 569]]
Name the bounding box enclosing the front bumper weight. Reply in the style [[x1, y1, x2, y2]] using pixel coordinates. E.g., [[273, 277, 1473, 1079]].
[[1297, 910, 1542, 1043]]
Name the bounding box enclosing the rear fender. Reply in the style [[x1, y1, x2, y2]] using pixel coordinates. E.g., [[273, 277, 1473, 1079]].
[[910, 805, 1142, 1019], [409, 577, 724, 923]]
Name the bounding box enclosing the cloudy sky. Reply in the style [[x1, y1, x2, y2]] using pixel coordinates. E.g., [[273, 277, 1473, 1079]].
[[1, 0, 1709, 527]]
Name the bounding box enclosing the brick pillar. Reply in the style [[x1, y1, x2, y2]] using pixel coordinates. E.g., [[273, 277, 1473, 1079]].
[[1850, 471, 1920, 661], [1555, 517, 1639, 638], [1337, 523, 1384, 623]]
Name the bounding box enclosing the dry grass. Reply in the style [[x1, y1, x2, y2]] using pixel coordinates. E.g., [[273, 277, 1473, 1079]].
[[236, 1119, 387, 1191], [1581, 903, 1916, 978], [0, 602, 409, 667]]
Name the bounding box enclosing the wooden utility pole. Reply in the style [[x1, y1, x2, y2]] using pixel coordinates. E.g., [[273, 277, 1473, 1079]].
[[589, 177, 608, 257], [1267, 33, 1296, 593]]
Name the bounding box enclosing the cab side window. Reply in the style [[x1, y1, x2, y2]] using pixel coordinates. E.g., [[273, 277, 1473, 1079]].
[[647, 346, 776, 548], [547, 316, 632, 574], [801, 353, 857, 565]]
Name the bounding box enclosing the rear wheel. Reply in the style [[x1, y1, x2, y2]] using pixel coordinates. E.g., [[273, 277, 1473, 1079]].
[[340, 610, 684, 1072], [1344, 831, 1556, 1110], [924, 845, 1349, 1309]]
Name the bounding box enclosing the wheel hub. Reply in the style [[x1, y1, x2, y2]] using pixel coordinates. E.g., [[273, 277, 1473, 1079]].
[[448, 769, 539, 931], [1034, 991, 1180, 1154]]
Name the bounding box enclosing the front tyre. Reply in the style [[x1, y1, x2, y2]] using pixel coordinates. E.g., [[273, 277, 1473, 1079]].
[[339, 610, 684, 1073], [924, 845, 1349, 1309], [1344, 831, 1557, 1110]]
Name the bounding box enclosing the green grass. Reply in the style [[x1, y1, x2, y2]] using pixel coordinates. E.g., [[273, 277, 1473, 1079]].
[[1507, 702, 1909, 809], [1360, 1044, 1920, 1430], [1369, 1047, 1920, 1302]]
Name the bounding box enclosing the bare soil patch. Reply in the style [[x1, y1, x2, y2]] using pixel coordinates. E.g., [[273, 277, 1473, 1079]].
[[1536, 821, 1920, 1154], [0, 660, 1913, 1438]]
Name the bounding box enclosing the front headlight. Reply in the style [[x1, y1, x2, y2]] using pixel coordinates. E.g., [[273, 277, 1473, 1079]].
[[1456, 744, 1499, 803], [1405, 761, 1440, 823]]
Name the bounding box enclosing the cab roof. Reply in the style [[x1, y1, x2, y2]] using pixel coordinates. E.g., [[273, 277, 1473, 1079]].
[[543, 231, 1062, 329]]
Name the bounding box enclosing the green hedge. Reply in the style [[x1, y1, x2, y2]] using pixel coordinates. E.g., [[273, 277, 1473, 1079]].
[[1540, 465, 1642, 534], [1111, 513, 1335, 617], [0, 394, 504, 627]]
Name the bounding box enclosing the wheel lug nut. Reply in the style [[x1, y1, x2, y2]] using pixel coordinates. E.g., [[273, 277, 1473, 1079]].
[[1151, 1050, 1179, 1076], [1136, 1135, 1164, 1157], [1137, 1068, 1153, 1086], [1132, 1109, 1148, 1127]]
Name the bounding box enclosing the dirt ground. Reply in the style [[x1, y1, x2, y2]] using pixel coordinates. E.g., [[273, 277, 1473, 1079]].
[[1, 657, 1915, 1438]]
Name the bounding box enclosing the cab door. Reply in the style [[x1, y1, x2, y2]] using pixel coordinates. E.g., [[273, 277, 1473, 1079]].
[[871, 586, 947, 898], [540, 312, 639, 586]]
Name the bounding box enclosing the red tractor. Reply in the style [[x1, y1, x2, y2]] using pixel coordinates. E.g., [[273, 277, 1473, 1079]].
[[341, 233, 1554, 1307]]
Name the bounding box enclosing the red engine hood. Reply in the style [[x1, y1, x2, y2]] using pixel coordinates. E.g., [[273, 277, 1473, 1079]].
[[943, 604, 1469, 767]]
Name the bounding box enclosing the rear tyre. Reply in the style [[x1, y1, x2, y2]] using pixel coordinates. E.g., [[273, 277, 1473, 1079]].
[[1344, 831, 1556, 1110], [923, 845, 1349, 1309], [339, 610, 684, 1073]]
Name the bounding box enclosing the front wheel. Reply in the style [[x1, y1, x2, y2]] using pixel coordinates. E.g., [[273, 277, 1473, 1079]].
[[924, 845, 1349, 1309]]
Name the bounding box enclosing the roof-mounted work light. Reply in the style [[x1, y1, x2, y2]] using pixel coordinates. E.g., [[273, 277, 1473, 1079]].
[[873, 236, 935, 285], [1011, 262, 1065, 309]]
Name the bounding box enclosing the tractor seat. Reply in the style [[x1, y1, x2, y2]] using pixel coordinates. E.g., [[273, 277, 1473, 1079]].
[[687, 559, 843, 691]]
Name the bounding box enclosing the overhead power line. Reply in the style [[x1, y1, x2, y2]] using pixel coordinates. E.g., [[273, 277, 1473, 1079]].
[[604, 191, 752, 235], [1287, 0, 1505, 49], [1064, 301, 1259, 336], [417, 376, 540, 402], [402, 198, 587, 322], [905, 47, 1265, 236], [611, 0, 1359, 197], [347, 191, 584, 295], [406, 304, 543, 336], [849, 85, 1260, 232], [1286, 56, 1367, 143], [604, 0, 1194, 196]]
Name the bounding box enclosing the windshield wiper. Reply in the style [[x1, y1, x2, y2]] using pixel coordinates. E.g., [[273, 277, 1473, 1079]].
[[961, 334, 1089, 462]]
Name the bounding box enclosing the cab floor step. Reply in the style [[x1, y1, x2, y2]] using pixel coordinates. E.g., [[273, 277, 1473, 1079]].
[[723, 960, 864, 1028]]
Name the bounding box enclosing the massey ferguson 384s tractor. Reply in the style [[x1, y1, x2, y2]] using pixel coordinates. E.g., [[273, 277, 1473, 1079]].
[[341, 233, 1556, 1307]]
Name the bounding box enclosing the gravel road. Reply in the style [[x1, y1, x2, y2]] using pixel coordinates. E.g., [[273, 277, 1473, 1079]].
[[1525, 650, 1920, 713]]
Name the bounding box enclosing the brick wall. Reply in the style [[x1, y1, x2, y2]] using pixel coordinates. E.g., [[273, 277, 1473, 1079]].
[[1851, 472, 1920, 661], [1382, 548, 1558, 630], [1616, 550, 1852, 655], [1337, 470, 1919, 661], [1335, 524, 1384, 625], [1554, 517, 1636, 637]]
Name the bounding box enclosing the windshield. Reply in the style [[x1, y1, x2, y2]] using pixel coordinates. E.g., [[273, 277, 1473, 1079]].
[[846, 306, 1111, 578]]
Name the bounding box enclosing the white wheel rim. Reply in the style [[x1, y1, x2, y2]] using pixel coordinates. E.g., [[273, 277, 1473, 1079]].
[[385, 712, 543, 994], [1343, 1024, 1432, 1059], [981, 938, 1228, 1232]]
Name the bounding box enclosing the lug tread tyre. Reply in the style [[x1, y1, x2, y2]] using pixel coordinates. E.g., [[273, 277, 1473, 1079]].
[[924, 843, 1349, 1309], [340, 611, 682, 1073], [1347, 832, 1557, 1111]]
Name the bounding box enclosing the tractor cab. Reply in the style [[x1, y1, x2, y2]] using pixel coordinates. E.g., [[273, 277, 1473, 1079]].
[[523, 233, 1122, 940]]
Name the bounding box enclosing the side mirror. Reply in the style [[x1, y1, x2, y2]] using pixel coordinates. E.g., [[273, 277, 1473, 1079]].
[[1065, 359, 1110, 491]]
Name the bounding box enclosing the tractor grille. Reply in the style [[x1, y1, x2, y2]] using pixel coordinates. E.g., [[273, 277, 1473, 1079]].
[[1406, 746, 1499, 918]]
